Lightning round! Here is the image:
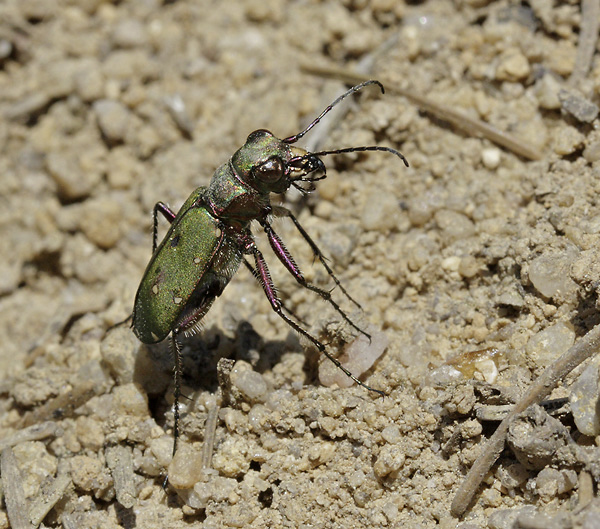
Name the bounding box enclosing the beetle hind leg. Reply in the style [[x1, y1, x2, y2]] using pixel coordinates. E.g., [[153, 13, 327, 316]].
[[247, 242, 383, 396], [169, 332, 184, 458]]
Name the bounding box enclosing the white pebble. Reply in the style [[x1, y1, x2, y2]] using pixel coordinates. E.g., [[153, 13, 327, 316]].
[[482, 148, 501, 169]]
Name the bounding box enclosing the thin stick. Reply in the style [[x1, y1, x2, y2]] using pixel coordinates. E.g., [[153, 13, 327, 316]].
[[200, 393, 220, 470], [302, 63, 542, 161], [29, 465, 71, 527], [451, 323, 600, 517], [569, 0, 599, 86], [19, 381, 96, 428], [1, 447, 34, 529]]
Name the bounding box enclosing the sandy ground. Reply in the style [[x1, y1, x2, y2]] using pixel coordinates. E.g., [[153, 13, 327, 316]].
[[1, 0, 600, 527]]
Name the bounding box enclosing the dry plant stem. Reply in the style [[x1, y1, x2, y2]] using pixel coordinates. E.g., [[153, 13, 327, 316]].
[[105, 445, 136, 509], [1, 447, 34, 529], [451, 323, 600, 517], [302, 63, 542, 161], [569, 0, 599, 86], [19, 380, 96, 428], [201, 392, 221, 470], [0, 421, 59, 451], [29, 466, 71, 527]]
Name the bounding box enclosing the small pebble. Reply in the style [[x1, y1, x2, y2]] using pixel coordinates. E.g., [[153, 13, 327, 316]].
[[569, 358, 600, 436], [110, 19, 149, 49], [230, 361, 268, 403], [319, 328, 388, 389], [528, 248, 579, 299], [46, 151, 100, 201], [381, 424, 401, 444], [373, 445, 405, 478], [0, 39, 12, 60], [112, 383, 149, 418], [553, 125, 585, 156], [559, 89, 599, 123], [93, 99, 131, 144], [78, 198, 122, 250], [168, 443, 203, 489], [75, 63, 105, 102], [495, 48, 530, 81], [191, 476, 238, 509], [525, 322, 575, 370], [149, 436, 173, 468], [534, 74, 562, 110], [482, 148, 501, 169], [361, 189, 400, 232], [434, 210, 475, 242], [100, 325, 139, 385]]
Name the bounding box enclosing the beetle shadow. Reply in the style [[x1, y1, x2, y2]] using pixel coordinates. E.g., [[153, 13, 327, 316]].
[[132, 320, 301, 397]]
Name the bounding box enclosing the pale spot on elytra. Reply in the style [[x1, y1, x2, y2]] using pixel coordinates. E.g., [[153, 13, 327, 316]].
[[152, 284, 159, 295], [193, 257, 201, 264], [174, 297, 183, 305]]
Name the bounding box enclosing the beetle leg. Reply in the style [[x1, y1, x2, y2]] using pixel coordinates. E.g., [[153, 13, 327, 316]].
[[152, 202, 177, 253], [242, 258, 308, 326], [246, 242, 383, 396], [260, 220, 369, 341], [169, 331, 184, 458], [270, 206, 363, 310]]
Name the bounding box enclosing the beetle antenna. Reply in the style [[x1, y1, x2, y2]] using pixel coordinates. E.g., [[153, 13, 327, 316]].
[[310, 145, 409, 167], [283, 80, 384, 144]]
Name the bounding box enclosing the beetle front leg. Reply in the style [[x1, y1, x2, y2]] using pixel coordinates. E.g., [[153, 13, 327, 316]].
[[270, 206, 363, 309], [153, 202, 177, 253], [260, 220, 369, 340], [246, 242, 382, 396]]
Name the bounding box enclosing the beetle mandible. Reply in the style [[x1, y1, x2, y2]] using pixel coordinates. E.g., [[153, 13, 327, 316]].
[[131, 80, 408, 455]]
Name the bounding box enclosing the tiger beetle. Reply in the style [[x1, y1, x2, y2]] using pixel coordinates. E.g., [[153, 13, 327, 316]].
[[131, 80, 408, 458]]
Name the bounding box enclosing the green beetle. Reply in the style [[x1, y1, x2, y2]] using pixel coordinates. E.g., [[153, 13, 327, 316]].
[[131, 80, 408, 456]]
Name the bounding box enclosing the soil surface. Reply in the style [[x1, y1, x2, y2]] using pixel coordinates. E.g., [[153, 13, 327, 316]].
[[1, 1, 600, 528]]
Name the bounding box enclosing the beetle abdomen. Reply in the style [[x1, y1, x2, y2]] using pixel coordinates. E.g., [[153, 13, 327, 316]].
[[132, 202, 224, 344]]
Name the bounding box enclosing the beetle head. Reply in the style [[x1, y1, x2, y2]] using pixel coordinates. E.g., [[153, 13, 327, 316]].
[[231, 81, 409, 197], [232, 129, 326, 195]]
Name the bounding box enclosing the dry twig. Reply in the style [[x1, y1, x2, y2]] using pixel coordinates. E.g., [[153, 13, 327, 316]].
[[302, 63, 542, 161]]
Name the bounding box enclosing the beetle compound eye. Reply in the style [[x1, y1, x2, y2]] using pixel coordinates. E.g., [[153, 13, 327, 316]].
[[255, 158, 283, 182], [247, 129, 271, 143]]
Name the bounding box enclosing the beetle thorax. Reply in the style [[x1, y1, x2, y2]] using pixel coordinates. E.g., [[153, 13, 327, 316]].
[[203, 161, 271, 222]]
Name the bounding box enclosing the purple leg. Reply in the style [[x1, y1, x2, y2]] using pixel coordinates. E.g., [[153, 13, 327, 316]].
[[153, 202, 177, 253], [242, 259, 308, 325], [246, 240, 382, 396], [270, 206, 363, 309], [261, 220, 369, 340]]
